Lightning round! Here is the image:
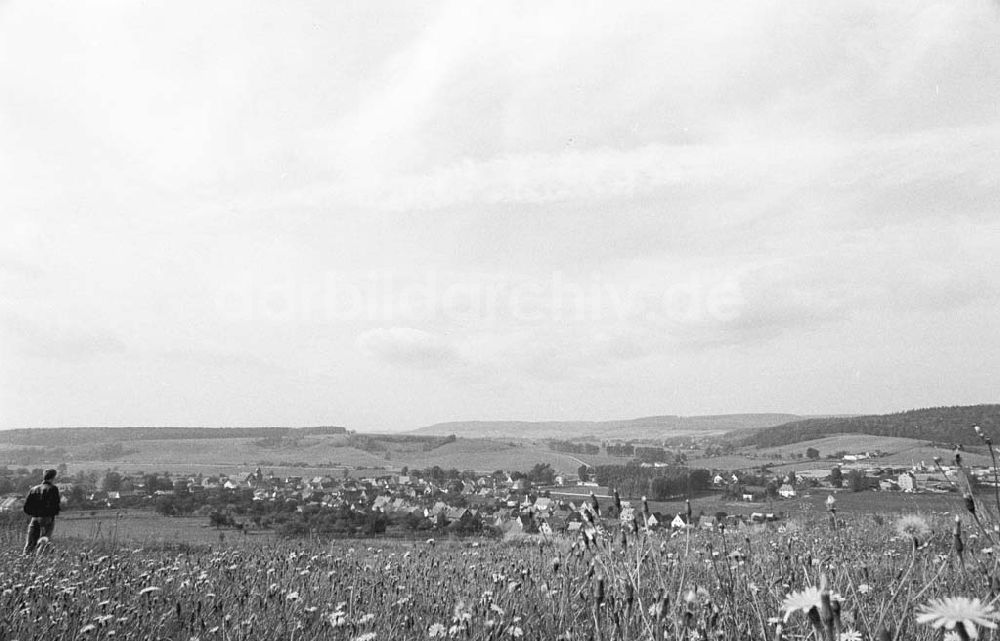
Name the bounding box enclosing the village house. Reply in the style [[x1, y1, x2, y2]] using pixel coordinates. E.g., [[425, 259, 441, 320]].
[[533, 497, 554, 513], [671, 513, 696, 529]]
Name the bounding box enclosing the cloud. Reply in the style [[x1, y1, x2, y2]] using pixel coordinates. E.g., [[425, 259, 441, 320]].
[[0, 312, 127, 361], [356, 327, 460, 369], [2, 1, 999, 427], [257, 123, 1000, 225]]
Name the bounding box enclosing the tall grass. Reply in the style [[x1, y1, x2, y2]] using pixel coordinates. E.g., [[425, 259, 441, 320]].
[[0, 506, 996, 640]]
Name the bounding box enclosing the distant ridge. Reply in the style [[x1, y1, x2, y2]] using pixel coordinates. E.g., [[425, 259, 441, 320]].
[[734, 404, 1000, 448], [0, 426, 347, 447], [410, 413, 804, 440]]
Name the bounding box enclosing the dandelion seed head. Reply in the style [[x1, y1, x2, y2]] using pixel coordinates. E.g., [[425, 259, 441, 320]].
[[894, 514, 931, 543]]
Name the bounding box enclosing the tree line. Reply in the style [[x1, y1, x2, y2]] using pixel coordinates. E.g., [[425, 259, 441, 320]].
[[592, 464, 713, 500]]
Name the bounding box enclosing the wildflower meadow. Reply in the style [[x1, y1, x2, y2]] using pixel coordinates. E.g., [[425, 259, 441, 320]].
[[4, 444, 1000, 640], [0, 510, 997, 640]]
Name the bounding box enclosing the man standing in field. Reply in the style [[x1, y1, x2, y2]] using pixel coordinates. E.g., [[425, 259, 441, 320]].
[[23, 469, 61, 554]]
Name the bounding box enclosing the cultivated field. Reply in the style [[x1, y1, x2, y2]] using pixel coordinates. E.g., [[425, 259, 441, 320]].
[[688, 435, 983, 473], [757, 434, 994, 467], [0, 435, 619, 477]]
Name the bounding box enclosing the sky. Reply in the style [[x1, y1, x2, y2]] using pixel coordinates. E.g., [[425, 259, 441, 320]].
[[1, 1, 999, 431]]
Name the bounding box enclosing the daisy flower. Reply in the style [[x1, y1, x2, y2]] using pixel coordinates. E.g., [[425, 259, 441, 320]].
[[916, 597, 999, 639], [781, 586, 823, 622]]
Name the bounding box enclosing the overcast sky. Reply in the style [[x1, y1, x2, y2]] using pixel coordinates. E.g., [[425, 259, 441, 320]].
[[2, 1, 999, 431]]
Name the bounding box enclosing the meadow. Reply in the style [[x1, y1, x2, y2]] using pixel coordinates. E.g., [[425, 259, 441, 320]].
[[54, 511, 280, 548], [3, 490, 1000, 641]]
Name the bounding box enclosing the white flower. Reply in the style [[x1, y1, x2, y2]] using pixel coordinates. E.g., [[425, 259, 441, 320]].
[[916, 597, 1000, 639], [781, 587, 823, 622], [428, 623, 447, 638]]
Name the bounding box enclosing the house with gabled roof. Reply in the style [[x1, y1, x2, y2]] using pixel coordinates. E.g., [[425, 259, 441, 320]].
[[445, 507, 469, 522], [671, 513, 696, 529], [533, 497, 554, 513]]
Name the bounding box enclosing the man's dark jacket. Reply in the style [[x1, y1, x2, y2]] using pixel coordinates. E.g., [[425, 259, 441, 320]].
[[23, 481, 61, 518]]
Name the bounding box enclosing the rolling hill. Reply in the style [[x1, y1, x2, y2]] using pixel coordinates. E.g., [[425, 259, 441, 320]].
[[735, 405, 1000, 448], [0, 428, 616, 476], [410, 413, 805, 440]]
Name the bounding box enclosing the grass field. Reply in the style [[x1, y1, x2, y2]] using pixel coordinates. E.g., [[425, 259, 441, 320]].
[[32, 488, 974, 554], [633, 489, 970, 521], [50, 510, 278, 547]]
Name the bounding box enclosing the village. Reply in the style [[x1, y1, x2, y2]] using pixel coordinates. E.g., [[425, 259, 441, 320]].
[[0, 450, 992, 537]]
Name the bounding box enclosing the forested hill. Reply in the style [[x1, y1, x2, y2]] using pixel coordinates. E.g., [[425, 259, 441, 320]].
[[735, 405, 1000, 448], [0, 426, 347, 447]]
